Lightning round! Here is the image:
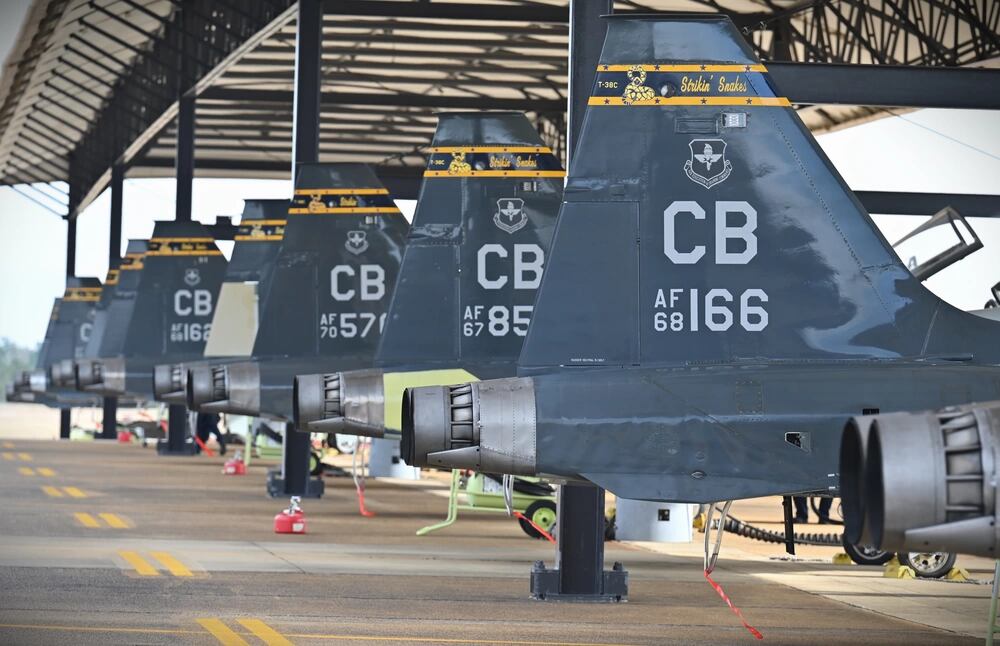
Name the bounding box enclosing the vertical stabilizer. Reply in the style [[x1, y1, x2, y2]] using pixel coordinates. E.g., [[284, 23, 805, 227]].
[[520, 14, 999, 371]]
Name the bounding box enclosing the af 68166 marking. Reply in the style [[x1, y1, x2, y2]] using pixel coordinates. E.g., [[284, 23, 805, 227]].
[[653, 288, 768, 332]]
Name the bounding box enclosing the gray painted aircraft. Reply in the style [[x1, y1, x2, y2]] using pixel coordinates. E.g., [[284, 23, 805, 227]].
[[8, 278, 103, 408], [153, 200, 287, 405], [186, 163, 408, 422], [75, 221, 227, 400], [401, 14, 1000, 508], [48, 240, 149, 394], [294, 112, 562, 444]]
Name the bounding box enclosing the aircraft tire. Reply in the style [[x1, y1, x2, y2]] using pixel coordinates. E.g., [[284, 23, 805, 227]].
[[842, 535, 896, 566], [897, 551, 956, 578]]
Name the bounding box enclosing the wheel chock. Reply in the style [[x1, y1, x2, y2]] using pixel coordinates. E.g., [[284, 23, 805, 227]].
[[832, 552, 853, 565], [945, 567, 970, 582], [883, 560, 915, 579]]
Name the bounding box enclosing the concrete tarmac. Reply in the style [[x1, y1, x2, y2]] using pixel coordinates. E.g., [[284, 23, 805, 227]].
[[0, 432, 987, 645]]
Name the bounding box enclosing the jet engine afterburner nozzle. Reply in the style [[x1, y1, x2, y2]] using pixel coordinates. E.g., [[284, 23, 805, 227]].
[[75, 358, 126, 395], [844, 401, 1000, 559], [293, 370, 385, 437], [401, 377, 537, 474], [154, 363, 188, 404], [74, 360, 99, 390], [187, 362, 259, 415], [839, 414, 878, 546], [28, 370, 48, 393], [50, 359, 76, 388]]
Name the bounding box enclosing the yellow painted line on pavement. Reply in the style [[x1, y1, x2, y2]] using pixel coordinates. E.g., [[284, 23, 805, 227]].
[[18, 452, 32, 461], [281, 633, 637, 645], [41, 485, 63, 498], [0, 623, 203, 636], [0, 621, 637, 646], [118, 551, 159, 576], [239, 619, 293, 646], [18, 467, 35, 476], [37, 467, 55, 476], [2, 452, 13, 460], [151, 552, 193, 577], [98, 513, 130, 529], [63, 486, 87, 498], [74, 512, 100, 528], [198, 618, 250, 646]]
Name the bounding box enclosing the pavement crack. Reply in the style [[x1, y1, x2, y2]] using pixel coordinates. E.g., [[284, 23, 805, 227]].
[[251, 542, 308, 574]]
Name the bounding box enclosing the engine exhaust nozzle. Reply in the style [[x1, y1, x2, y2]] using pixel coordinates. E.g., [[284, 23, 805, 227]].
[[75, 358, 126, 395], [847, 401, 1000, 559], [401, 377, 537, 474], [293, 370, 385, 437], [187, 362, 259, 415], [154, 363, 188, 404]]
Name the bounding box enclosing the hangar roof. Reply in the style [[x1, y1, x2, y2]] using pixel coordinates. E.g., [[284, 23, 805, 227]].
[[0, 0, 997, 216]]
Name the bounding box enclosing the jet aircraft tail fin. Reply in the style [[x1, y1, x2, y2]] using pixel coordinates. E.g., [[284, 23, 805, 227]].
[[519, 14, 1000, 372], [375, 112, 562, 369]]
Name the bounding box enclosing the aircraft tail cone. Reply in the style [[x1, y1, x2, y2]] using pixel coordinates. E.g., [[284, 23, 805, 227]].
[[154, 363, 188, 405], [402, 378, 536, 474], [294, 370, 385, 438]]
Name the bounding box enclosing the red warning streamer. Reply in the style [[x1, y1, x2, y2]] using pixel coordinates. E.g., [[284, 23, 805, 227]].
[[513, 511, 556, 543], [704, 570, 764, 640]]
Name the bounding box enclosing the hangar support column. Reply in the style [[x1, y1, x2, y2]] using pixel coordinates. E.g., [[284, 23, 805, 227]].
[[99, 163, 124, 441], [530, 0, 628, 603], [281, 0, 324, 498], [163, 90, 196, 454], [60, 182, 79, 440]]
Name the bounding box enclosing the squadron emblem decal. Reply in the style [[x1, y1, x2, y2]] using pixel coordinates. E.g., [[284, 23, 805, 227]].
[[684, 139, 732, 189], [493, 198, 527, 234], [345, 230, 369, 255], [184, 268, 201, 287]]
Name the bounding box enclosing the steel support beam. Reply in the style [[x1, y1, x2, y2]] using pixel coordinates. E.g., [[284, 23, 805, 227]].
[[65, 217, 76, 278], [283, 0, 323, 499], [567, 0, 610, 165], [768, 62, 1000, 109], [529, 0, 627, 604], [292, 0, 322, 174], [857, 191, 1000, 219], [322, 0, 567, 22], [174, 94, 195, 222], [59, 408, 71, 440], [101, 163, 124, 441], [100, 397, 118, 440], [200, 88, 566, 113]]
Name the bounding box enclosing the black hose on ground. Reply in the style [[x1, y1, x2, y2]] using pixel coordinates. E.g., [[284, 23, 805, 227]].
[[723, 514, 843, 547]]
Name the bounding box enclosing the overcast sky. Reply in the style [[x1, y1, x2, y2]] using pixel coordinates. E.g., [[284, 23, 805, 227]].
[[0, 3, 997, 347]]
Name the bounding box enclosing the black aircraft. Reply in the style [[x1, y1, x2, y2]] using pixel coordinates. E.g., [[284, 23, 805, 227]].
[[7, 278, 102, 408], [75, 222, 227, 400], [293, 112, 562, 446], [186, 163, 409, 423], [153, 200, 287, 405], [401, 15, 1000, 512]]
